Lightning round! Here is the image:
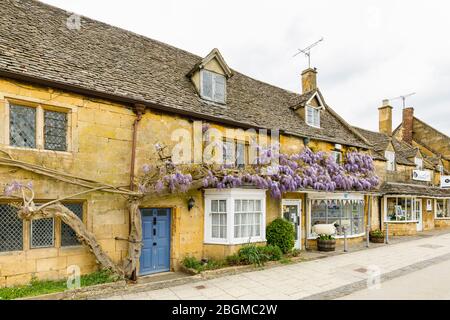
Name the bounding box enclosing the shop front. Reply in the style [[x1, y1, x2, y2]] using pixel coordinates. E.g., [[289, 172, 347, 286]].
[[435, 198, 450, 228], [383, 195, 422, 235], [306, 192, 367, 248]]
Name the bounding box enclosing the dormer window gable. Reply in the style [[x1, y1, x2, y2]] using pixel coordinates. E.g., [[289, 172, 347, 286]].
[[304, 92, 325, 128], [187, 48, 233, 105]]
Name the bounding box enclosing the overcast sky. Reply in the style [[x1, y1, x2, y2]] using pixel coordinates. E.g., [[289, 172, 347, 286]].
[[41, 0, 450, 135]]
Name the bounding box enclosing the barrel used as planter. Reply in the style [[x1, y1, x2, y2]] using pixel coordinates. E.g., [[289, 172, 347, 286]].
[[369, 235, 384, 243], [317, 239, 336, 252]]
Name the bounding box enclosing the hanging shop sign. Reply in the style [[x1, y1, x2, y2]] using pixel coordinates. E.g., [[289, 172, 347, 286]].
[[441, 176, 450, 188], [412, 170, 431, 182]]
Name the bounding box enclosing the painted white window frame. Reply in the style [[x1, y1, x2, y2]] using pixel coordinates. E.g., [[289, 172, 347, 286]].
[[414, 157, 423, 170], [281, 199, 302, 249], [384, 195, 420, 223], [435, 198, 450, 219], [307, 192, 365, 239], [331, 151, 342, 164], [200, 69, 226, 104], [306, 105, 321, 128], [204, 189, 266, 245], [385, 150, 396, 171], [2, 97, 74, 154]]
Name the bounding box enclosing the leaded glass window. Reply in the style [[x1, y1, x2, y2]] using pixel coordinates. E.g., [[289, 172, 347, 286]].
[[10, 104, 36, 148], [44, 110, 67, 151], [61, 203, 83, 247], [31, 218, 54, 248], [0, 204, 23, 252]]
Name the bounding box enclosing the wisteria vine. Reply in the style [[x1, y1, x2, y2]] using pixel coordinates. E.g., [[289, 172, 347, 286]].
[[138, 146, 379, 199]]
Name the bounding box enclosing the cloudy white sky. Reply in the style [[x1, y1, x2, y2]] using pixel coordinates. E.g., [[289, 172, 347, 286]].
[[41, 0, 450, 135]]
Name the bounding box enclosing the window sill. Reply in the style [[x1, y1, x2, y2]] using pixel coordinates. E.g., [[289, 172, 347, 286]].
[[384, 220, 418, 224], [204, 238, 266, 246], [5, 146, 73, 157], [308, 232, 365, 240], [435, 217, 450, 220]]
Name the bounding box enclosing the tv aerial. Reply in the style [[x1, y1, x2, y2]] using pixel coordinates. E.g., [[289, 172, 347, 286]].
[[387, 92, 416, 108], [293, 37, 324, 68]]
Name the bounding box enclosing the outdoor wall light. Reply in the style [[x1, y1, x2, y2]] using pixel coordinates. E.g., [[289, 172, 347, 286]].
[[303, 137, 310, 146], [188, 197, 195, 211]]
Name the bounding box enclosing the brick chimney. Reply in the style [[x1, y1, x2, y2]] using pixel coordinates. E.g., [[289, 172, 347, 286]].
[[378, 99, 393, 136], [301, 68, 317, 93], [402, 107, 414, 144]]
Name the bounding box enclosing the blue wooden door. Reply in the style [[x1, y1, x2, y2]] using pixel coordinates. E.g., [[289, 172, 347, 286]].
[[140, 208, 171, 275]]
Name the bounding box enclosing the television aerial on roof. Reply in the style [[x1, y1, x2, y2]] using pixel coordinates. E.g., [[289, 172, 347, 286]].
[[293, 37, 324, 68], [387, 92, 416, 108]]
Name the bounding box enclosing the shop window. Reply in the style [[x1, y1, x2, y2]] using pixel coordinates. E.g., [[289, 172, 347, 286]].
[[61, 203, 83, 247], [204, 189, 266, 244], [0, 204, 23, 252], [10, 104, 36, 148], [386, 197, 419, 222], [436, 199, 450, 218], [310, 197, 364, 237]]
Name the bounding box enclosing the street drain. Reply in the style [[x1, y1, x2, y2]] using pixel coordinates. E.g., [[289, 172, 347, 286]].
[[195, 285, 206, 290], [418, 244, 444, 249], [354, 267, 367, 273]]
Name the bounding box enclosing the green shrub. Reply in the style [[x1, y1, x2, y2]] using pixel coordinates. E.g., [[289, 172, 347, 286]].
[[260, 245, 283, 261], [205, 259, 225, 270], [369, 230, 384, 238], [225, 254, 242, 266], [291, 248, 301, 257], [266, 218, 295, 254], [182, 256, 203, 271], [238, 245, 269, 266]]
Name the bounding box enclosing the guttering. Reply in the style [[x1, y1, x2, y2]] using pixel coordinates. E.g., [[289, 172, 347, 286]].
[[130, 104, 146, 191]]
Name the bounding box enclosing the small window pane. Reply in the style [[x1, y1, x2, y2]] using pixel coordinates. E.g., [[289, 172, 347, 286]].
[[44, 110, 67, 151], [31, 218, 54, 248], [201, 70, 213, 99], [211, 200, 218, 212], [0, 204, 23, 252], [213, 74, 226, 103], [10, 104, 36, 148], [61, 203, 83, 247], [219, 200, 226, 212], [235, 200, 241, 212]]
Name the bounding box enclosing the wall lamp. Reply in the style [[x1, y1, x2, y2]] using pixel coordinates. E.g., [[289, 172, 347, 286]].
[[303, 137, 310, 146], [188, 197, 195, 211]]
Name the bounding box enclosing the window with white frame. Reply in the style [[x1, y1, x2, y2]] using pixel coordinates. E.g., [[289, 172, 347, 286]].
[[414, 157, 423, 170], [436, 199, 450, 218], [437, 165, 444, 175], [8, 102, 68, 152], [200, 70, 226, 104], [204, 189, 266, 244], [222, 140, 246, 168], [385, 151, 396, 171], [306, 105, 320, 128], [309, 195, 365, 237], [385, 197, 419, 222], [331, 151, 342, 164]]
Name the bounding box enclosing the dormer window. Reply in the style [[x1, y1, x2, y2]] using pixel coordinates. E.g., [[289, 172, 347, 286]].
[[414, 157, 423, 170], [200, 70, 226, 104], [306, 105, 321, 128], [385, 150, 396, 171]]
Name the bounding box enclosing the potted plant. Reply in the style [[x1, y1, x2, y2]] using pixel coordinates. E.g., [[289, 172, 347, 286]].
[[317, 234, 336, 252], [369, 230, 385, 243]]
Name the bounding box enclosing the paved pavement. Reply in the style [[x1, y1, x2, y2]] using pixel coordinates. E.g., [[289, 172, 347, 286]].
[[339, 257, 450, 300], [103, 232, 450, 300]]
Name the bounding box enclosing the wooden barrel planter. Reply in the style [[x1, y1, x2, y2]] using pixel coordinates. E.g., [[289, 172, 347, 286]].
[[317, 239, 336, 252], [369, 235, 385, 243]]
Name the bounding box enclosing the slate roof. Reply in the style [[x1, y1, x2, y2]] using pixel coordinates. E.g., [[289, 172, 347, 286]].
[[0, 0, 370, 148], [381, 182, 450, 197]]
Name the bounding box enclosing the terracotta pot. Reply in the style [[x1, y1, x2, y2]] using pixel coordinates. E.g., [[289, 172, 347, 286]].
[[317, 239, 336, 252], [369, 236, 385, 243]]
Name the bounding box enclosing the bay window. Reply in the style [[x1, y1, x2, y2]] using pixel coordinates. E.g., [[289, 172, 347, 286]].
[[204, 189, 266, 244], [308, 193, 365, 237], [436, 199, 450, 218]]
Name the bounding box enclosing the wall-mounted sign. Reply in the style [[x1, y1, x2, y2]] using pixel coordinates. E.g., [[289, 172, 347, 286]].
[[441, 176, 450, 188], [413, 170, 431, 182]]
